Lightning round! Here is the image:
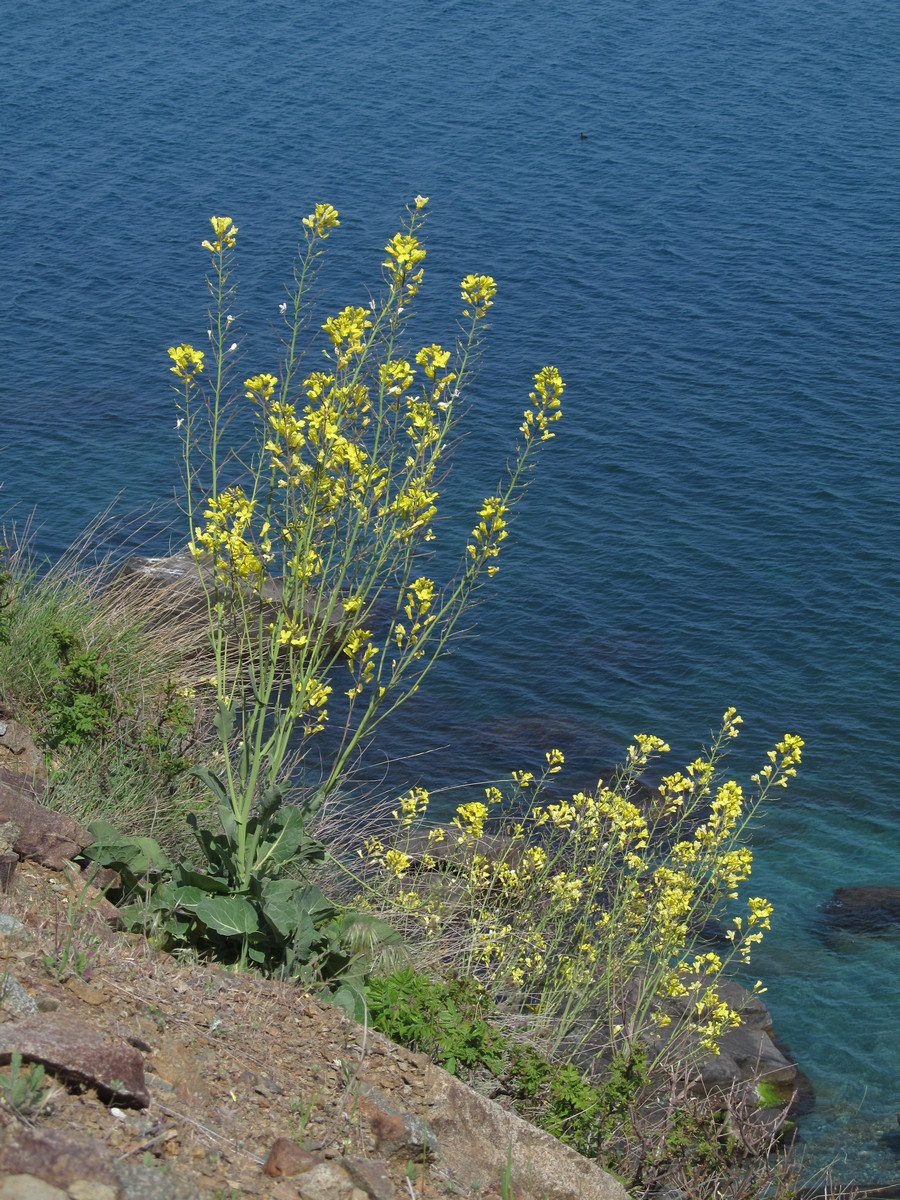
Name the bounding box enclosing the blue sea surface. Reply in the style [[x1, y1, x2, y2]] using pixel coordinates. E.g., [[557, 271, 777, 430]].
[[3, 0, 899, 1182]]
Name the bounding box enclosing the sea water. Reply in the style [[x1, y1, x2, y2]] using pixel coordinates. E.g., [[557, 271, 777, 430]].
[[3, 0, 899, 1182]]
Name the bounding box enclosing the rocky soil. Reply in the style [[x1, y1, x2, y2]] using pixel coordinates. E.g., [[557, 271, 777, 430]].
[[0, 765, 628, 1200]]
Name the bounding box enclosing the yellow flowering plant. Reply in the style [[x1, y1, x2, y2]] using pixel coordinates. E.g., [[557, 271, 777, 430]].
[[363, 711, 802, 1065], [166, 203, 564, 971]]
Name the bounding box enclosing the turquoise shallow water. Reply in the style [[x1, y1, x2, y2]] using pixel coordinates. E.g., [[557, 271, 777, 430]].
[[3, 0, 900, 1182]]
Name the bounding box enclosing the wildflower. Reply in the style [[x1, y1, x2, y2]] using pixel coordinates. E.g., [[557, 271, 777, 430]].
[[201, 215, 237, 253], [414, 195, 429, 208], [302, 203, 340, 239], [244, 373, 278, 403], [168, 344, 204, 382], [415, 343, 452, 380], [520, 366, 565, 442], [392, 788, 429, 828], [545, 748, 564, 772], [384, 849, 412, 879], [453, 801, 488, 838], [460, 274, 497, 319], [467, 495, 509, 563], [384, 234, 426, 284], [322, 305, 371, 368]]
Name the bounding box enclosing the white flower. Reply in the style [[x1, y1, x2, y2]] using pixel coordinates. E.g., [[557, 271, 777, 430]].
[[228, 342, 238, 353], [279, 302, 287, 315], [174, 417, 184, 430], [226, 314, 234, 325]]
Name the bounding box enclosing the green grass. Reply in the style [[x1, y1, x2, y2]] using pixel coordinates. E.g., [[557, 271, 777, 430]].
[[0, 525, 214, 852]]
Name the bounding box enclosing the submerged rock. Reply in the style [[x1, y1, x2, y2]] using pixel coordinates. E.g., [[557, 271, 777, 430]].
[[820, 885, 900, 935]]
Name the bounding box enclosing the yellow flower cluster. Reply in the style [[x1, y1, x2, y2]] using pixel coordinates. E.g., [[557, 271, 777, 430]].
[[392, 787, 430, 828], [752, 733, 804, 785], [190, 488, 271, 584], [460, 274, 497, 319], [453, 801, 489, 839], [415, 343, 451, 380], [393, 576, 437, 658], [302, 203, 340, 239], [201, 215, 238, 253], [343, 626, 377, 698], [168, 344, 205, 382], [384, 233, 426, 296], [520, 366, 565, 443], [296, 676, 331, 736], [322, 305, 372, 369], [467, 496, 509, 577], [365, 709, 800, 1062], [245, 373, 278, 404]]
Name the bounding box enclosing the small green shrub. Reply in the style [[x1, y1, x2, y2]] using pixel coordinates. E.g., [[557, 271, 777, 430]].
[[366, 967, 506, 1075], [46, 624, 114, 748], [0, 1051, 51, 1119]]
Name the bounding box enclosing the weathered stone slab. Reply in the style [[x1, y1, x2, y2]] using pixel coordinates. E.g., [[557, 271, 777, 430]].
[[0, 1012, 149, 1107], [341, 1158, 398, 1200], [0, 719, 46, 780], [0, 768, 91, 869], [423, 1062, 630, 1200], [0, 1124, 117, 1190]]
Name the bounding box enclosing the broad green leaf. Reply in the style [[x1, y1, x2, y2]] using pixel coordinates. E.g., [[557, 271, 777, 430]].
[[261, 806, 326, 869], [294, 884, 336, 925], [290, 914, 318, 965], [260, 878, 304, 937], [257, 781, 284, 822], [193, 895, 259, 938], [85, 825, 171, 875], [217, 802, 237, 842], [187, 817, 233, 876], [175, 868, 231, 895], [330, 983, 366, 1022], [213, 699, 235, 743], [170, 885, 207, 910], [189, 765, 228, 807]]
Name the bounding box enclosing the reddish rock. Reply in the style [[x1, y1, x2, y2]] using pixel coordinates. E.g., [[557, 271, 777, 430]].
[[0, 1012, 149, 1107], [263, 1138, 324, 1177], [341, 1158, 398, 1200], [79, 862, 120, 891], [0, 769, 90, 869], [0, 1124, 117, 1190], [356, 1093, 436, 1161], [0, 720, 46, 781]]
